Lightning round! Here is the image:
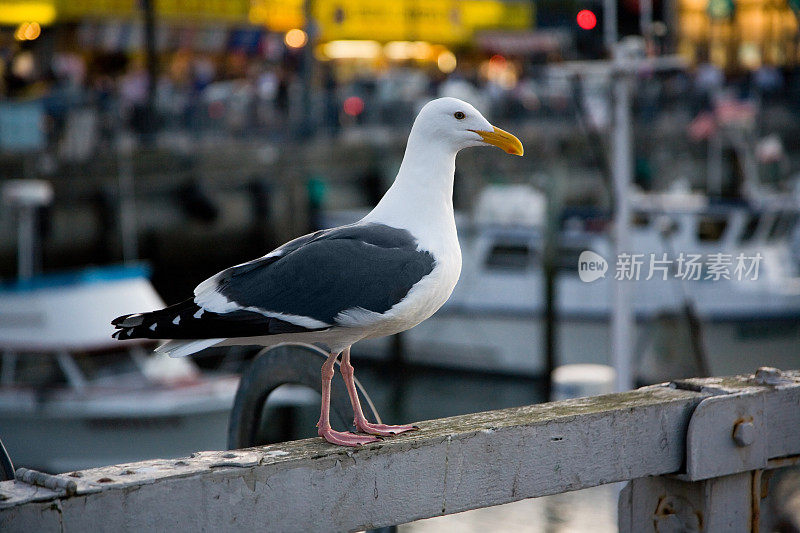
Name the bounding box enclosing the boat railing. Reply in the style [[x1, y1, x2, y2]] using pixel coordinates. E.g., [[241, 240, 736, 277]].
[[53, 352, 88, 391], [1, 367, 798, 531]]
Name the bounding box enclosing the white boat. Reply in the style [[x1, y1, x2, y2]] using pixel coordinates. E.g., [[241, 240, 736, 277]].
[[337, 185, 800, 382], [0, 264, 239, 473]]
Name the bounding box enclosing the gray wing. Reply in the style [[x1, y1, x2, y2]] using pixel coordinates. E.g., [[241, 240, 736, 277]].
[[194, 223, 436, 327]]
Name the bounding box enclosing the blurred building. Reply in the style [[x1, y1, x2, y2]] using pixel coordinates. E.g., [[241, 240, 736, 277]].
[[0, 0, 534, 72], [678, 0, 799, 69], [0, 0, 541, 122]]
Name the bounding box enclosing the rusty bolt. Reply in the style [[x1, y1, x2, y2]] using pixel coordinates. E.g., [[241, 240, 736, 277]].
[[733, 421, 755, 447]]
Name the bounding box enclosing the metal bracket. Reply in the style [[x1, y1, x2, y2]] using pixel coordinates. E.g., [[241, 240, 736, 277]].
[[15, 468, 77, 496], [674, 367, 800, 482], [682, 390, 767, 481]]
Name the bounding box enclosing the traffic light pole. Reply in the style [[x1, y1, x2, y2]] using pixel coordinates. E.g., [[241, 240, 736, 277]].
[[555, 52, 686, 392], [640, 0, 653, 45], [603, 0, 617, 52], [142, 0, 158, 140]]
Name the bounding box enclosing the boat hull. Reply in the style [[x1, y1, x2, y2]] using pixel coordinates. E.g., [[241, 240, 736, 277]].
[[0, 375, 238, 473], [354, 311, 800, 382]]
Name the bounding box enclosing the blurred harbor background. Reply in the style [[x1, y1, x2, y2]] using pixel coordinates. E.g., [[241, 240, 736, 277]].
[[0, 0, 799, 530]]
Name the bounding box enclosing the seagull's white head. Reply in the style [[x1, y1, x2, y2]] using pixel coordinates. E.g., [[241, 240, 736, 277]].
[[366, 97, 520, 228], [410, 97, 523, 157]]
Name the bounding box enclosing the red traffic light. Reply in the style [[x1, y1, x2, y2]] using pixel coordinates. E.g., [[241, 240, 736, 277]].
[[343, 96, 364, 116], [577, 9, 597, 30]]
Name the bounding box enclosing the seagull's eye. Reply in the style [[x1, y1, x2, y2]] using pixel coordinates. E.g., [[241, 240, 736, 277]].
[[454, 111, 466, 120]]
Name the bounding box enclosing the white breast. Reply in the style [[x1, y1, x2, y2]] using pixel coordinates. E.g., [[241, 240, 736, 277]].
[[398, 246, 462, 324], [351, 141, 462, 339]]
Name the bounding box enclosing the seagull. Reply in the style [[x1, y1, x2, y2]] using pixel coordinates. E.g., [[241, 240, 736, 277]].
[[112, 97, 523, 446]]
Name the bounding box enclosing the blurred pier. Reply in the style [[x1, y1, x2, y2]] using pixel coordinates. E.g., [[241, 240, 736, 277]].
[[4, 111, 800, 302]]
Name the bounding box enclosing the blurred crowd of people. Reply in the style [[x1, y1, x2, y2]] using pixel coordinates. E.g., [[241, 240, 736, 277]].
[[2, 33, 800, 158]]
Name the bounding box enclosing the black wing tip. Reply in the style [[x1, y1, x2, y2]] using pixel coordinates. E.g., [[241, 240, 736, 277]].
[[112, 301, 326, 341], [112, 323, 160, 340], [112, 312, 147, 328], [112, 328, 134, 340]]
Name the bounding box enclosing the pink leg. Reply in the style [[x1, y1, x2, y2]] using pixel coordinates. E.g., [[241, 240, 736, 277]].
[[340, 346, 418, 437], [317, 351, 380, 446]]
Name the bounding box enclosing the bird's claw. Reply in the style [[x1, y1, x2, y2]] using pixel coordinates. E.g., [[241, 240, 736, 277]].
[[319, 427, 381, 447], [355, 420, 419, 437]]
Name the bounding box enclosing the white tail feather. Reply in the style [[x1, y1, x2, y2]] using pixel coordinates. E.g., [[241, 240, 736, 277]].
[[154, 338, 225, 358]]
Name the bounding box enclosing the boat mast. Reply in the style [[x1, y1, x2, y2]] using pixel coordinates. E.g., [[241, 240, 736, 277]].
[[610, 47, 634, 392]]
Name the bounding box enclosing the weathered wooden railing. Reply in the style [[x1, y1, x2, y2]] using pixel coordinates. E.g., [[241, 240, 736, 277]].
[[1, 368, 798, 532]]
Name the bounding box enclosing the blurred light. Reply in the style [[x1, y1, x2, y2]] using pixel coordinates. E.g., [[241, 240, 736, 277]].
[[738, 42, 761, 70], [489, 54, 506, 67], [496, 69, 518, 89], [343, 96, 364, 116], [25, 21, 41, 40], [11, 52, 35, 78], [481, 55, 518, 90], [384, 41, 434, 61], [284, 28, 308, 49], [577, 9, 597, 30], [437, 50, 457, 73], [14, 21, 41, 41], [24, 21, 40, 40], [384, 41, 414, 60], [0, 2, 56, 25], [322, 40, 382, 59]]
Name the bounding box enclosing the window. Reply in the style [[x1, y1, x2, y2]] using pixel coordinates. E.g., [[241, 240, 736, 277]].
[[697, 216, 727, 242], [485, 244, 533, 270], [556, 244, 586, 271]]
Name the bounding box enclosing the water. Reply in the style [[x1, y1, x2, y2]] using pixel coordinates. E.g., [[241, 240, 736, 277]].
[[401, 485, 617, 532]]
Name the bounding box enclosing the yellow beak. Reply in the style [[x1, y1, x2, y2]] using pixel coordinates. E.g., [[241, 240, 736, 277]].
[[469, 126, 524, 156]]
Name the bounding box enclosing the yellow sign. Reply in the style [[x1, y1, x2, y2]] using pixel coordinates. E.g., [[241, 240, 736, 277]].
[[249, 0, 303, 29], [462, 0, 531, 30], [0, 1, 57, 25], [250, 0, 532, 44], [56, 0, 134, 19], [0, 0, 531, 41], [316, 2, 464, 43], [54, 0, 249, 21], [157, 0, 249, 21]]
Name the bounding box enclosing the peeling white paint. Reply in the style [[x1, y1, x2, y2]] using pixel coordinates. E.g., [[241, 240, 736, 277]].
[[262, 450, 289, 458]]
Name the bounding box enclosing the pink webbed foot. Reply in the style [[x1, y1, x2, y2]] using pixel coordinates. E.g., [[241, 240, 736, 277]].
[[355, 420, 419, 437], [319, 427, 381, 447]]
